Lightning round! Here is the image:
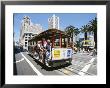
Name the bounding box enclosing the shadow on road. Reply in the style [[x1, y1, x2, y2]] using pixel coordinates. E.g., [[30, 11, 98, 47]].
[[28, 54, 71, 71]]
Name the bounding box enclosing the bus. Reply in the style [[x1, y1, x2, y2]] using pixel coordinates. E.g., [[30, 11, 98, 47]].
[[28, 29, 73, 67]]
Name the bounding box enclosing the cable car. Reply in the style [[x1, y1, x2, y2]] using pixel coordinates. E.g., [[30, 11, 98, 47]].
[[28, 29, 73, 67]]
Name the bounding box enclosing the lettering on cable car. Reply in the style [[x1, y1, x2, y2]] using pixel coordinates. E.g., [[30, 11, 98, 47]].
[[53, 50, 60, 58], [67, 50, 72, 57]]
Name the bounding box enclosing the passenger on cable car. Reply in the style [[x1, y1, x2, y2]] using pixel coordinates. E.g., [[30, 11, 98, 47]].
[[45, 40, 51, 59], [42, 39, 52, 64], [35, 41, 41, 56], [36, 41, 44, 61], [46, 40, 51, 52], [42, 38, 47, 48]]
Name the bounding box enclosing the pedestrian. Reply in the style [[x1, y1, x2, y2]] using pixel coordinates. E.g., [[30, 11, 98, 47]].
[[83, 48, 85, 53], [92, 48, 97, 56]]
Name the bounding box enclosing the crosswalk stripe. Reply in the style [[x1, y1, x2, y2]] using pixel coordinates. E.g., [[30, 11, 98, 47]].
[[78, 58, 95, 76]]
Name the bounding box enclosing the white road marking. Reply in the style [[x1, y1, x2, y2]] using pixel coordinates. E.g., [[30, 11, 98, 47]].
[[78, 58, 95, 76], [15, 58, 24, 63], [21, 53, 43, 76], [26, 52, 29, 54]]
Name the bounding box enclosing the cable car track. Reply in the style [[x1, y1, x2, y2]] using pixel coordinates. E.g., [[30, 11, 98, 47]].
[[57, 68, 79, 75], [57, 61, 96, 76]]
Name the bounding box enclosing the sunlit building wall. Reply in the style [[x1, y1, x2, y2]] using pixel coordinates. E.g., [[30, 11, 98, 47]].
[[48, 14, 59, 29]]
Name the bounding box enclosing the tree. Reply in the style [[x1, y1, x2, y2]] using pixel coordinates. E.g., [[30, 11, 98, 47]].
[[65, 25, 80, 43], [80, 24, 90, 42], [74, 28, 80, 36], [89, 17, 97, 49], [65, 25, 75, 43], [80, 18, 97, 49], [65, 25, 80, 51]]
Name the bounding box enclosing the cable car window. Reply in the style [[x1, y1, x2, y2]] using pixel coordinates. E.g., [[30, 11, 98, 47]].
[[62, 38, 66, 48], [54, 39, 60, 46], [54, 33, 60, 47]]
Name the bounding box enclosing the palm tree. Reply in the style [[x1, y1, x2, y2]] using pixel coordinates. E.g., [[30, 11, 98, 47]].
[[65, 25, 75, 43], [74, 28, 80, 36], [80, 24, 91, 51], [65, 25, 80, 50], [80, 24, 90, 41], [89, 17, 97, 49]]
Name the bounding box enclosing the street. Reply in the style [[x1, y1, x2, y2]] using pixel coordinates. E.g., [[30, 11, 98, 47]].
[[14, 51, 97, 76]]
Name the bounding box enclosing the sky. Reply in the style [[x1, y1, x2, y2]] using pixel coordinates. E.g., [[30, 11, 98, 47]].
[[14, 13, 97, 42]]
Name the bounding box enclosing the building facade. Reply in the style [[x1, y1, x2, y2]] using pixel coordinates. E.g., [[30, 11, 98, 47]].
[[48, 14, 59, 29], [19, 16, 43, 50]]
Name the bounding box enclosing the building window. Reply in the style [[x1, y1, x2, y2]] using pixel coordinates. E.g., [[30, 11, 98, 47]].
[[25, 42, 27, 45], [33, 41, 34, 45], [30, 42, 32, 45], [25, 34, 27, 36], [25, 39, 27, 41], [28, 42, 30, 46], [29, 34, 31, 36]]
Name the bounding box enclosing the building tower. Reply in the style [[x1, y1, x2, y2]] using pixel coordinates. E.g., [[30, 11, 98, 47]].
[[48, 14, 59, 29], [19, 16, 43, 50]]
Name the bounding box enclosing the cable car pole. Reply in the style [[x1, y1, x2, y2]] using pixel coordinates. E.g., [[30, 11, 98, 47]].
[[52, 32, 54, 48], [60, 32, 62, 48]]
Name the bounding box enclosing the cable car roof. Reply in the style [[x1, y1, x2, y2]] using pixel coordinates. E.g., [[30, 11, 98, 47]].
[[28, 29, 68, 42]]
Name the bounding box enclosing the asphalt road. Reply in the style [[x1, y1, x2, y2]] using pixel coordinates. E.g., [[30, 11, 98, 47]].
[[14, 51, 97, 76]]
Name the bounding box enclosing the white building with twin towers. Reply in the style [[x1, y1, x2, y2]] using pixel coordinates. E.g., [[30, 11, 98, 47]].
[[48, 14, 59, 29]]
